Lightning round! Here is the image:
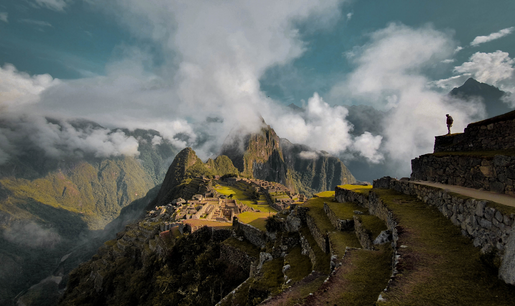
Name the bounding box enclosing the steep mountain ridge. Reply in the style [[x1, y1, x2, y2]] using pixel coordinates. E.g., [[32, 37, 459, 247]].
[[450, 78, 510, 118], [219, 121, 356, 196]]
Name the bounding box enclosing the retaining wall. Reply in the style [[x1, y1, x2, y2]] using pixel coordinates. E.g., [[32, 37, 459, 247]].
[[220, 243, 257, 274], [233, 218, 266, 249], [411, 154, 515, 195], [305, 214, 329, 253], [323, 202, 353, 231]]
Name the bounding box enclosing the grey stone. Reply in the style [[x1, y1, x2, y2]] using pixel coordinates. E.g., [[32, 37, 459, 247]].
[[504, 215, 513, 227], [494, 211, 503, 223], [484, 207, 494, 221], [373, 230, 391, 245], [479, 218, 492, 229], [499, 228, 515, 285]]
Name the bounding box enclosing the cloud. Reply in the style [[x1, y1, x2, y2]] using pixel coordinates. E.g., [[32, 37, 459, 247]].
[[3, 221, 61, 248], [0, 12, 8, 23], [470, 27, 515, 46], [19, 19, 53, 28], [33, 0, 70, 12], [330, 23, 485, 176], [298, 151, 319, 159], [351, 132, 383, 163], [453, 50, 514, 85]]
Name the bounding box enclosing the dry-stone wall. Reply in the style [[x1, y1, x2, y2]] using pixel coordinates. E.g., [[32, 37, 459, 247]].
[[373, 176, 515, 284], [305, 214, 329, 253], [411, 154, 515, 195], [353, 216, 373, 250], [299, 231, 317, 270], [233, 218, 266, 249], [220, 243, 258, 274], [323, 202, 353, 231], [434, 112, 515, 153]]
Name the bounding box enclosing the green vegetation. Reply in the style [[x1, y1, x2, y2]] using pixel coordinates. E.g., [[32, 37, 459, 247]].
[[299, 226, 330, 274], [326, 201, 367, 220], [314, 190, 335, 197], [222, 237, 260, 258], [338, 184, 372, 195], [252, 258, 285, 297], [357, 214, 388, 238], [329, 231, 362, 257], [303, 195, 335, 234], [284, 246, 312, 283], [238, 211, 274, 232], [309, 245, 392, 306], [373, 188, 515, 306]]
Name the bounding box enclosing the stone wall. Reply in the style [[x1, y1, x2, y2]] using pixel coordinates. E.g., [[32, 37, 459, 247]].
[[411, 154, 515, 195], [353, 216, 373, 250], [323, 202, 353, 231], [220, 243, 258, 274], [373, 177, 515, 254], [299, 231, 316, 270], [334, 186, 369, 207], [233, 218, 266, 249], [305, 214, 329, 253], [434, 112, 515, 153]]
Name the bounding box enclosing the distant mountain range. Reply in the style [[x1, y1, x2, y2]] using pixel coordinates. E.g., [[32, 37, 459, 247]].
[[449, 78, 511, 118]]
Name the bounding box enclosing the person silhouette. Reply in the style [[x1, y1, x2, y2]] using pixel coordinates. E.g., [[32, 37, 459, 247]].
[[446, 114, 453, 135]]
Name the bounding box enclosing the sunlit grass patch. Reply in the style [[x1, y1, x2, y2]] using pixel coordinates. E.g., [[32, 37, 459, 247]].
[[303, 196, 334, 234], [238, 211, 275, 232], [326, 201, 367, 220], [314, 190, 335, 198], [338, 184, 372, 196]]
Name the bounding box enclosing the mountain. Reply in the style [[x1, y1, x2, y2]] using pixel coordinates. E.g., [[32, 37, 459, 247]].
[[219, 120, 356, 196], [0, 118, 179, 305], [449, 78, 511, 118]]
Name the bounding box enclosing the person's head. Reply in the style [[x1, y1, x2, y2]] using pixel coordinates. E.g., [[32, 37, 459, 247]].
[[446, 114, 449, 117]]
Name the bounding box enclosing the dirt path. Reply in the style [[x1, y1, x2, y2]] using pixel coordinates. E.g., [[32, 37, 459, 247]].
[[412, 181, 515, 207]]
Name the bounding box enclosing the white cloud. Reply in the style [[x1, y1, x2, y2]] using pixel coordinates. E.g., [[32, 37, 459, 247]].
[[453, 50, 514, 85], [151, 135, 163, 146], [330, 23, 485, 176], [470, 27, 515, 46], [0, 12, 8, 23], [346, 12, 353, 20], [454, 46, 463, 53], [428, 75, 468, 91], [351, 132, 383, 163], [34, 0, 70, 12], [299, 151, 319, 159], [0, 64, 60, 112]]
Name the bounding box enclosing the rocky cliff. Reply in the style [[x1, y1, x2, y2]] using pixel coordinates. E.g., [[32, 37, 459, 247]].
[[219, 121, 356, 196]]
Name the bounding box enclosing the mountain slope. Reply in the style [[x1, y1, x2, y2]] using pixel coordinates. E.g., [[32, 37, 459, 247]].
[[219, 121, 356, 196], [449, 78, 511, 118]]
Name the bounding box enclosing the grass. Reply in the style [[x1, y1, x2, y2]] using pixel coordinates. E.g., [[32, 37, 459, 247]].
[[372, 188, 515, 306], [252, 257, 285, 296], [299, 226, 330, 274], [306, 245, 392, 306], [214, 183, 277, 213], [326, 201, 367, 220], [358, 214, 388, 238], [303, 196, 335, 234], [284, 246, 312, 283], [338, 184, 372, 196], [329, 231, 362, 257], [222, 237, 260, 258], [238, 211, 276, 232], [314, 191, 334, 198]]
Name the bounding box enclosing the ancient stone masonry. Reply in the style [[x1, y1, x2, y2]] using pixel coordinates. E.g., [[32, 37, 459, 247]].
[[220, 243, 258, 274], [353, 216, 374, 250], [305, 214, 329, 253], [373, 176, 515, 283], [433, 111, 515, 153], [299, 230, 317, 270], [323, 202, 353, 231], [411, 154, 515, 195], [233, 218, 267, 249]]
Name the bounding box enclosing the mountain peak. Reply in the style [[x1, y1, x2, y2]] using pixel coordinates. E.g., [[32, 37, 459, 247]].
[[449, 78, 509, 118]]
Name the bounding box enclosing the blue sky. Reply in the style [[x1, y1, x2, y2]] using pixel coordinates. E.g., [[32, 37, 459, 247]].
[[1, 0, 515, 180]]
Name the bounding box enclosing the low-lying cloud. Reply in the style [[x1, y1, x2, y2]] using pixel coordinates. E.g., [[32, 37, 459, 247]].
[[470, 27, 515, 47], [3, 221, 61, 248]]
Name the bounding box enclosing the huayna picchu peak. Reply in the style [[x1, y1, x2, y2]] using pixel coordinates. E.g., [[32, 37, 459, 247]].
[[58, 110, 515, 306]]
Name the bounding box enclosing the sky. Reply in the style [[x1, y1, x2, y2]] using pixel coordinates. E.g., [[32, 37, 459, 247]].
[[1, 0, 515, 182]]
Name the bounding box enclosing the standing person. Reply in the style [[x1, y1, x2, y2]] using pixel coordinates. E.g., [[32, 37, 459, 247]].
[[446, 114, 453, 135]]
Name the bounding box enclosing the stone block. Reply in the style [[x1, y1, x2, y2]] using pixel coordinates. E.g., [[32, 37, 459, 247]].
[[479, 218, 492, 229], [495, 211, 503, 223], [499, 228, 515, 285]]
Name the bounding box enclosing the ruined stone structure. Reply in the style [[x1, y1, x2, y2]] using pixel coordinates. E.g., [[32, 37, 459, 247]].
[[412, 110, 515, 195]]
